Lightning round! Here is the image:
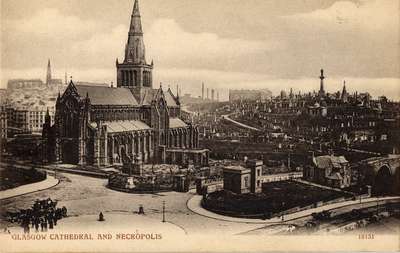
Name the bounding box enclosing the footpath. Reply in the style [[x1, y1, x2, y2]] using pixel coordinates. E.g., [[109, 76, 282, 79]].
[[187, 195, 400, 224], [0, 174, 59, 200], [222, 115, 260, 131], [1, 160, 108, 179], [294, 179, 355, 195]]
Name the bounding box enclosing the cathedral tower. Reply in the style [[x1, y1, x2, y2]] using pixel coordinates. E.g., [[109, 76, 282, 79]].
[[116, 0, 153, 102]]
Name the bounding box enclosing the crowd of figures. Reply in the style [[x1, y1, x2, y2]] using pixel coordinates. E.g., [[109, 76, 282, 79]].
[[6, 198, 68, 233]]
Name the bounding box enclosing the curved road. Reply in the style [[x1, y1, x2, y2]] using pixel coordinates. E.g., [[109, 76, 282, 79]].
[[0, 172, 263, 236], [2, 170, 398, 236], [187, 194, 400, 224]]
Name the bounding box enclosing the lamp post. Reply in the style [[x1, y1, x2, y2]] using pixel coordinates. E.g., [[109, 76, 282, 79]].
[[162, 201, 166, 223]]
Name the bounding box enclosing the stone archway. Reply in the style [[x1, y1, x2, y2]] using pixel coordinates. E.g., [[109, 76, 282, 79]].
[[374, 164, 394, 196]]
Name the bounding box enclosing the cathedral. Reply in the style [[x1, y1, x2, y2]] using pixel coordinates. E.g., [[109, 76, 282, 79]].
[[42, 0, 209, 167]]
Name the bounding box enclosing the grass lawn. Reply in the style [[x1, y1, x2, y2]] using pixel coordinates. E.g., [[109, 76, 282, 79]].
[[203, 180, 353, 217], [0, 166, 46, 191]]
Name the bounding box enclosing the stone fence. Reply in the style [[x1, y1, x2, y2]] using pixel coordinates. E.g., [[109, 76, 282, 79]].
[[260, 172, 303, 183], [268, 192, 372, 219], [196, 177, 223, 195], [202, 192, 372, 220]]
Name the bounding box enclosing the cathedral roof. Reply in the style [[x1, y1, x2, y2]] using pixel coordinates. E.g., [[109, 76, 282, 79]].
[[96, 120, 150, 133], [165, 89, 178, 107], [75, 85, 138, 106], [140, 88, 157, 105], [169, 118, 187, 128], [138, 87, 178, 107]]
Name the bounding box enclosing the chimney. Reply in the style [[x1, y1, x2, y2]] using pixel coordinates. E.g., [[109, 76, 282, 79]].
[[202, 82, 204, 100]]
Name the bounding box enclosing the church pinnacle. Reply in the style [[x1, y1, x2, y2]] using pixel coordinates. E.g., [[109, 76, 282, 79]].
[[341, 80, 348, 102], [342, 80, 347, 93], [46, 59, 52, 85]]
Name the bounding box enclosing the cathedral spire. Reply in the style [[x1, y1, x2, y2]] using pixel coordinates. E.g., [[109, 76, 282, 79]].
[[341, 80, 348, 102], [129, 0, 143, 36], [124, 0, 146, 64], [46, 59, 52, 85]]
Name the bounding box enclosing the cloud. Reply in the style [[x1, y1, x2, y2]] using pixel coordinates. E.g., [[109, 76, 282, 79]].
[[71, 24, 127, 61], [2, 8, 108, 69], [67, 18, 282, 69], [145, 19, 282, 64], [5, 8, 99, 39], [2, 1, 398, 93], [65, 17, 283, 72], [274, 0, 399, 79], [284, 0, 398, 31]]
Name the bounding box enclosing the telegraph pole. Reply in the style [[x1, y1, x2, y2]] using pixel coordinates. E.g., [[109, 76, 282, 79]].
[[162, 201, 166, 222]]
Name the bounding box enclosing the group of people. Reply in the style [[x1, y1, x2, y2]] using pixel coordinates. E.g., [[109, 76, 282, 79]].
[[6, 198, 68, 233]]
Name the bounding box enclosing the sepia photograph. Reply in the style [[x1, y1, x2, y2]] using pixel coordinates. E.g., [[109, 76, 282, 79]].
[[0, 0, 399, 252]]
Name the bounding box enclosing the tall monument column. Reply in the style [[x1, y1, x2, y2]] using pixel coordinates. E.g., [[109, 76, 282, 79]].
[[318, 68, 325, 97]]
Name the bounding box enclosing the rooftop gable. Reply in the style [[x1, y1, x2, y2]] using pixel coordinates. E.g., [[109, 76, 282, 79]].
[[314, 155, 348, 169]]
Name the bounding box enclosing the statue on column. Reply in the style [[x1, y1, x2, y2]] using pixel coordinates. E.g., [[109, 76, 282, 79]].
[[121, 148, 134, 176]]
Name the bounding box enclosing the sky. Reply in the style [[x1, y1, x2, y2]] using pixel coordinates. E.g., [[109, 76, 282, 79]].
[[1, 0, 399, 100]]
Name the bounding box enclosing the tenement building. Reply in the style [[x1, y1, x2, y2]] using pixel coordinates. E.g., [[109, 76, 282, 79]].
[[5, 60, 63, 136], [229, 89, 272, 102], [42, 0, 208, 167]]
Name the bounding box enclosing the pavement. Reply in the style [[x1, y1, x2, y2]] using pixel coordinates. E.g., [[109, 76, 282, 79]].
[[0, 174, 59, 200], [1, 213, 190, 253], [187, 194, 400, 224], [6, 212, 186, 235]]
